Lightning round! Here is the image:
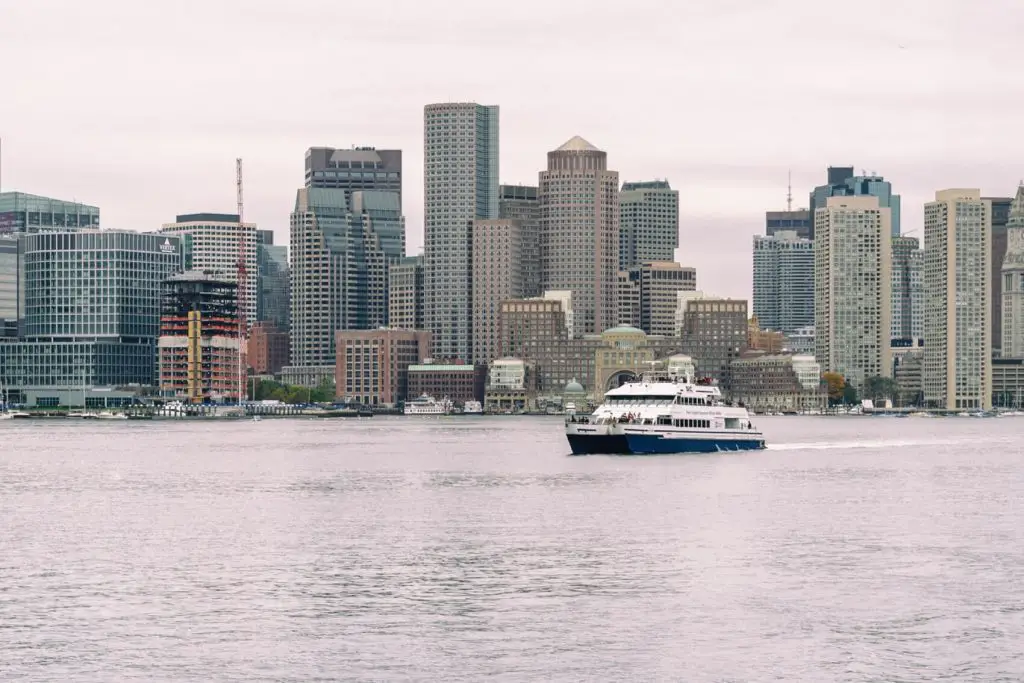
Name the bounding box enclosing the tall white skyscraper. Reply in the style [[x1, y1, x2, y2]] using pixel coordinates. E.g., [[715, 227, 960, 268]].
[[539, 136, 619, 336], [619, 180, 678, 270], [1001, 185, 1024, 359], [814, 196, 892, 389], [923, 189, 991, 410], [423, 102, 499, 363], [752, 230, 814, 333]]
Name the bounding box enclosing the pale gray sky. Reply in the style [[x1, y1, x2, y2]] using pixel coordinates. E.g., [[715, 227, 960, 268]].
[[1, 0, 1021, 299]]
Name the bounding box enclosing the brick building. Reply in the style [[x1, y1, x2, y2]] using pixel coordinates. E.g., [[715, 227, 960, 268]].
[[249, 321, 290, 376], [335, 329, 431, 407]]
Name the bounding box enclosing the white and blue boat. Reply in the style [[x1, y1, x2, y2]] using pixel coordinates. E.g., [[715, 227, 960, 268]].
[[564, 373, 765, 455]]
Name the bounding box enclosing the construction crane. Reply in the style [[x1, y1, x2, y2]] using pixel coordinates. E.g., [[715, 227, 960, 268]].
[[236, 158, 247, 405]]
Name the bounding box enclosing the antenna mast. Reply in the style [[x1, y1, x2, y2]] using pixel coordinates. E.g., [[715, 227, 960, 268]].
[[236, 158, 247, 405], [786, 170, 793, 211]]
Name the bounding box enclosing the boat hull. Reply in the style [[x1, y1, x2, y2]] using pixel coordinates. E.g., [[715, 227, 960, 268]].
[[567, 432, 765, 455]]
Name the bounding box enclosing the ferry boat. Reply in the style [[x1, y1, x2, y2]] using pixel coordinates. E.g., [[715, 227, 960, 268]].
[[404, 394, 453, 416], [462, 400, 483, 415], [564, 373, 765, 455]]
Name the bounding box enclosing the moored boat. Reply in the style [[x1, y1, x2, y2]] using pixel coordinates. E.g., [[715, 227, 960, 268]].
[[565, 373, 765, 455], [404, 394, 453, 416]]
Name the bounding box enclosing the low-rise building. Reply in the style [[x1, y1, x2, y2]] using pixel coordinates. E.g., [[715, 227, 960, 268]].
[[485, 357, 530, 412], [335, 329, 431, 407], [728, 352, 826, 413], [408, 362, 486, 404], [784, 326, 815, 355], [894, 346, 923, 407], [993, 358, 1024, 408], [249, 321, 290, 376]]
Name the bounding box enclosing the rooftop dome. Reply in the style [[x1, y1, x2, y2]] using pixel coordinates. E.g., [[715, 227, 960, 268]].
[[564, 380, 585, 393], [603, 324, 645, 335]]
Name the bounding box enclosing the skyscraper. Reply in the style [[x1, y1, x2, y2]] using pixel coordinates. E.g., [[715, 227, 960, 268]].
[[159, 213, 258, 327], [423, 102, 499, 362], [923, 189, 991, 410], [388, 255, 424, 331], [986, 195, 1013, 355], [814, 196, 892, 389], [891, 236, 924, 340], [539, 136, 619, 337], [809, 167, 901, 237], [1001, 186, 1024, 358], [472, 219, 528, 364], [289, 188, 404, 368], [765, 210, 812, 239], [619, 180, 679, 270], [616, 261, 696, 335], [752, 230, 814, 333], [305, 147, 402, 206], [499, 185, 540, 297], [0, 191, 99, 233], [256, 230, 289, 333]]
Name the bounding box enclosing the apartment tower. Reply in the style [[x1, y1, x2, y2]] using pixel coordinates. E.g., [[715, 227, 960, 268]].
[[752, 230, 814, 333], [813, 196, 892, 389], [423, 102, 499, 362], [923, 189, 992, 409], [619, 180, 679, 270], [539, 136, 619, 336]]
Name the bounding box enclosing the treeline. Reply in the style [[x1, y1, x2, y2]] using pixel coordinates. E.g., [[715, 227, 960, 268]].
[[251, 378, 335, 404]]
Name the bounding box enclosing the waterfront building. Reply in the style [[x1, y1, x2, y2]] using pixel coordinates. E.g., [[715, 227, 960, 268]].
[[423, 102, 499, 362], [987, 195, 1013, 354], [891, 236, 924, 340], [539, 136, 619, 337], [159, 213, 258, 326], [809, 166, 901, 237], [992, 357, 1024, 408], [408, 362, 486, 404], [484, 357, 531, 413], [748, 318, 785, 353], [892, 341, 924, 407], [0, 191, 99, 233], [288, 187, 404, 369], [248, 321, 290, 376], [617, 261, 697, 336], [728, 352, 827, 413], [752, 230, 814, 333], [472, 218, 529, 365], [619, 180, 678, 270], [256, 230, 289, 332], [765, 209, 812, 240], [0, 235, 17, 337], [499, 185, 541, 297], [0, 231, 183, 406], [678, 297, 749, 387], [814, 195, 893, 389], [1001, 186, 1024, 359], [335, 329, 430, 406], [157, 271, 240, 403], [923, 189, 991, 410], [305, 146, 402, 205]]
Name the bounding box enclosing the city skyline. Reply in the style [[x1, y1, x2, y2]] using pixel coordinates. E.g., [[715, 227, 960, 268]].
[[2, 0, 1020, 302]]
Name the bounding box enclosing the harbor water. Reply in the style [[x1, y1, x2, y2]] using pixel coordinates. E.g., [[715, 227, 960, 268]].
[[1, 416, 1022, 681]]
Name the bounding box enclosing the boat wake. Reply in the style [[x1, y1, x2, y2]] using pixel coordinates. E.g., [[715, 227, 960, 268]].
[[767, 438, 956, 451]]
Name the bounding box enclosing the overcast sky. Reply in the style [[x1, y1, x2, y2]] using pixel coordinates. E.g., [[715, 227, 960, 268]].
[[1, 0, 1021, 300]]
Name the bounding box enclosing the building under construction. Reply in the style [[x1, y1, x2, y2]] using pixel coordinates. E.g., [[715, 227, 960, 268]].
[[158, 270, 241, 403]]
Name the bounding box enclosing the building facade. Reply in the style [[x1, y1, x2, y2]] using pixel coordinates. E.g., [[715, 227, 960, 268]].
[[0, 235, 17, 337], [923, 189, 991, 410], [158, 271, 241, 403], [809, 167, 901, 237], [423, 102, 499, 362], [389, 255, 424, 331], [499, 185, 541, 298], [678, 297, 749, 386], [619, 180, 678, 270], [288, 187, 404, 368], [159, 213, 258, 327], [408, 363, 486, 404], [0, 191, 99, 233], [616, 261, 697, 335], [987, 195, 1013, 354], [891, 235, 924, 340], [814, 196, 892, 389], [765, 209, 812, 239], [248, 321, 290, 376], [472, 219, 529, 365], [728, 352, 826, 413], [752, 230, 814, 333], [539, 136, 619, 337], [335, 329, 431, 406], [256, 230, 289, 333], [1001, 186, 1024, 359], [305, 147, 402, 205], [0, 231, 184, 403]]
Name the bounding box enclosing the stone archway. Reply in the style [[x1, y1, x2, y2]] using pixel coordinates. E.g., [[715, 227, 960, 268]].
[[606, 370, 638, 391]]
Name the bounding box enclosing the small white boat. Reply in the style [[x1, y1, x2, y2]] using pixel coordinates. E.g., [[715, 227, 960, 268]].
[[404, 394, 453, 416], [462, 400, 483, 415], [95, 411, 128, 420], [252, 415, 262, 422]]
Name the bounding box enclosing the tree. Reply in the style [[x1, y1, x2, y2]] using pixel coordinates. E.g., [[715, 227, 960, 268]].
[[863, 376, 900, 405], [842, 383, 859, 405], [822, 371, 846, 405]]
